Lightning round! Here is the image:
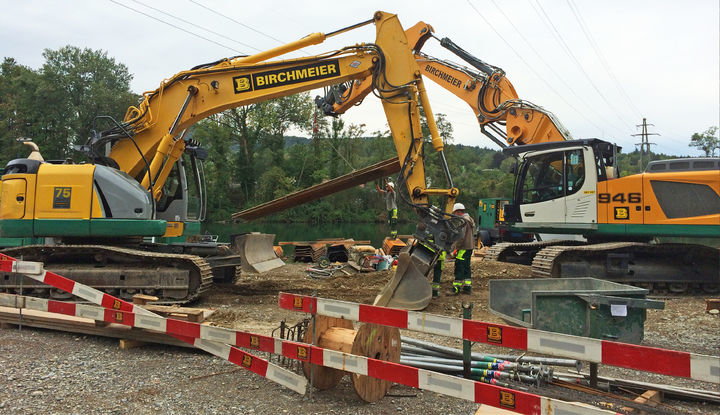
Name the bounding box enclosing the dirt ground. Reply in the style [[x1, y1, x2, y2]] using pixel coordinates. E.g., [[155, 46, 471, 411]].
[[199, 257, 720, 414], [1, 257, 718, 414]]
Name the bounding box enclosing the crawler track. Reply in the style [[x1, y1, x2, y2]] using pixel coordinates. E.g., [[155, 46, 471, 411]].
[[531, 242, 720, 294], [484, 240, 586, 264], [0, 245, 213, 303]]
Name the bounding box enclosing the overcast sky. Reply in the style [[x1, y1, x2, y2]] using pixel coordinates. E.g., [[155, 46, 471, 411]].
[[2, 0, 718, 156]]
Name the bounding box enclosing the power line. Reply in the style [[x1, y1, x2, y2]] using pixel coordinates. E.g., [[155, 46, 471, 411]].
[[188, 1, 314, 57], [464, 0, 612, 136], [108, 0, 244, 54], [530, 0, 636, 132], [531, 0, 634, 132], [129, 0, 262, 52], [566, 0, 643, 119], [188, 0, 287, 46], [486, 0, 628, 138]]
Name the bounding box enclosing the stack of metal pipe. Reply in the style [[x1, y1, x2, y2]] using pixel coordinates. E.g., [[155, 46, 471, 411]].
[[401, 337, 581, 388]]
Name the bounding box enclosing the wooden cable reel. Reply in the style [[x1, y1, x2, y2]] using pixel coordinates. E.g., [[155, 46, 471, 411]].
[[302, 315, 401, 402]]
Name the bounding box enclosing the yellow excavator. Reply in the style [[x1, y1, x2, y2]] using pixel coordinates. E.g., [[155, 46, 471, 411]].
[[410, 26, 719, 294], [0, 12, 464, 307], [321, 22, 720, 295]]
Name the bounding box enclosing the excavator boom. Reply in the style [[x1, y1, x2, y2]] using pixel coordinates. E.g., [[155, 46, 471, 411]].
[[317, 22, 571, 148]]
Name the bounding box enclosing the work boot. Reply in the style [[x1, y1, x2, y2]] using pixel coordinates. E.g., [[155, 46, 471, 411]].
[[449, 283, 462, 296], [431, 283, 441, 298], [462, 279, 472, 294]]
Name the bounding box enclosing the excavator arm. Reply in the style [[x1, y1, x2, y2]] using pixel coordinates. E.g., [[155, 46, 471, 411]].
[[111, 51, 376, 197], [88, 9, 462, 267], [316, 22, 571, 148], [84, 13, 459, 224]]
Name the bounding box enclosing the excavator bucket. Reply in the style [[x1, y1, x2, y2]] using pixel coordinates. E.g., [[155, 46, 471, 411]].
[[374, 243, 436, 310], [231, 233, 285, 274]]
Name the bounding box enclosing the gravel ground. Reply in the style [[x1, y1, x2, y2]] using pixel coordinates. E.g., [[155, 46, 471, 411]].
[[0, 330, 477, 415], [1, 259, 718, 414]]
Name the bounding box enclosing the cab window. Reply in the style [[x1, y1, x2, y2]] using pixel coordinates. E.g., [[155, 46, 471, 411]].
[[157, 163, 182, 212], [519, 149, 585, 204], [521, 152, 564, 203], [565, 150, 584, 195]]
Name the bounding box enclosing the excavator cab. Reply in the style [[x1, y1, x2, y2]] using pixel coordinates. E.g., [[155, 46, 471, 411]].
[[154, 147, 208, 237], [503, 139, 617, 227]]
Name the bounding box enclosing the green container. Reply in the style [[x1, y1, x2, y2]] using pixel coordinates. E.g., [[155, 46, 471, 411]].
[[488, 278, 664, 344], [476, 198, 508, 229]]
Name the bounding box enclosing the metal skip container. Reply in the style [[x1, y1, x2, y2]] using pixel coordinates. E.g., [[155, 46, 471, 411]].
[[489, 278, 664, 344]]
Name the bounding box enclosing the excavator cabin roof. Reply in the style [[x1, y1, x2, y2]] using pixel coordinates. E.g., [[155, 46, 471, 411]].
[[501, 138, 619, 158]]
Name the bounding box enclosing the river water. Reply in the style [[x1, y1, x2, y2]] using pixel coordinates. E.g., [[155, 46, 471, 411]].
[[202, 222, 720, 250], [203, 221, 417, 248]]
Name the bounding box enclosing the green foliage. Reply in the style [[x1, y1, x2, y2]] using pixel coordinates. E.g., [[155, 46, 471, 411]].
[[0, 58, 37, 161], [615, 150, 676, 175], [689, 126, 719, 156], [257, 166, 295, 201], [190, 118, 234, 221], [0, 46, 137, 161]]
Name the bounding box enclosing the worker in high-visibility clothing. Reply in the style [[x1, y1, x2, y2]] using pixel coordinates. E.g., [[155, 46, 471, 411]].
[[376, 180, 398, 239], [450, 203, 476, 295], [431, 250, 446, 298]]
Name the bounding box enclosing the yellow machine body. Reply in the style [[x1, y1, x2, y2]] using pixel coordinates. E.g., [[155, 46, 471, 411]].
[[598, 170, 720, 226]]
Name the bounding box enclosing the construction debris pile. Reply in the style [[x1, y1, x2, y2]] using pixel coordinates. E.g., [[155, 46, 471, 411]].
[[274, 237, 408, 279]]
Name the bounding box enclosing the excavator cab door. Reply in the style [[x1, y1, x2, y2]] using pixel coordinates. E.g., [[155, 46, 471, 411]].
[[563, 148, 597, 224], [512, 147, 597, 226], [155, 152, 207, 223], [185, 152, 207, 222], [515, 150, 567, 223], [0, 178, 27, 219]]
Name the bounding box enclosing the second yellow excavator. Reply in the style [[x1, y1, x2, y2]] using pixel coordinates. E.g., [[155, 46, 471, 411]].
[[320, 22, 720, 294]]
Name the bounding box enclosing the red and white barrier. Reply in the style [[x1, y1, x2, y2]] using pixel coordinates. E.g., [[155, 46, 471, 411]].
[[0, 255, 307, 394], [1, 292, 616, 415], [1, 256, 621, 414], [0, 256, 145, 315], [278, 292, 720, 384]]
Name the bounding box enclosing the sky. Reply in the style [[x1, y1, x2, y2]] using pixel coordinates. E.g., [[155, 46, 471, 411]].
[[1, 0, 718, 156]]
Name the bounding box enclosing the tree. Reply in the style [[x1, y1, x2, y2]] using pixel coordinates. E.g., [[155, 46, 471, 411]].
[[41, 46, 138, 158], [257, 166, 295, 201], [0, 47, 138, 161], [216, 106, 263, 202], [318, 117, 366, 178], [689, 126, 719, 156], [259, 94, 314, 165], [0, 58, 39, 161], [190, 117, 235, 221], [199, 93, 315, 207]]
